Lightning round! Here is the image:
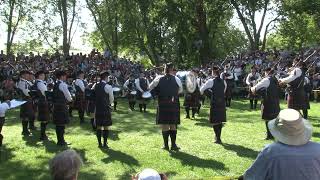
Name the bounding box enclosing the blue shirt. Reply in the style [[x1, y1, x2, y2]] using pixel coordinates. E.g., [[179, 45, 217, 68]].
[[244, 142, 320, 180]]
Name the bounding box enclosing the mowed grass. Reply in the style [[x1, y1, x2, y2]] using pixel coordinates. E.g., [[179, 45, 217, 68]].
[[0, 98, 320, 180]]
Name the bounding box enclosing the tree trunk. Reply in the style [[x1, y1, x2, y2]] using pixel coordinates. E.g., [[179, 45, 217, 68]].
[[61, 0, 69, 57], [195, 0, 210, 65], [6, 0, 15, 55]]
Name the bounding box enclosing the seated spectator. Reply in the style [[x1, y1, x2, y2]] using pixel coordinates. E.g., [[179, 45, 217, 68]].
[[241, 109, 320, 180], [132, 168, 168, 180], [49, 149, 83, 180]]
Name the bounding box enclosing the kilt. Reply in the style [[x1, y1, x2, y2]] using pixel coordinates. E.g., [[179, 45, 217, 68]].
[[37, 99, 50, 122], [20, 99, 35, 120], [287, 90, 306, 110], [53, 103, 70, 125], [86, 100, 95, 114], [137, 91, 150, 104], [95, 107, 112, 127], [127, 93, 136, 103], [209, 106, 226, 124], [75, 93, 86, 111], [261, 103, 279, 121], [183, 92, 200, 108], [156, 97, 180, 125], [305, 93, 310, 110], [225, 80, 234, 98], [248, 89, 258, 100]]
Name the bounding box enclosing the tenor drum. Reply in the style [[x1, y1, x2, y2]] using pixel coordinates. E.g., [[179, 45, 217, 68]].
[[142, 91, 152, 99], [113, 87, 121, 97]]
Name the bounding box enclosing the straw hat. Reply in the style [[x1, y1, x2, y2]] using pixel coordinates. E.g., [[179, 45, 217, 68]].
[[268, 109, 312, 146]]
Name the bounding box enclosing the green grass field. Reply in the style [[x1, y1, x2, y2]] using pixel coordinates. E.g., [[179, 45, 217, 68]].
[[0, 98, 319, 180]]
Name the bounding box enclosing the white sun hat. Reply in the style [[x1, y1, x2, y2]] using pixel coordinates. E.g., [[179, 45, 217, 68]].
[[268, 109, 313, 146], [138, 168, 161, 180]]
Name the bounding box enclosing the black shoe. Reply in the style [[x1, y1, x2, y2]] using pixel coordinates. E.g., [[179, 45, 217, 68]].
[[57, 141, 71, 146], [162, 145, 169, 151], [185, 115, 190, 119], [22, 131, 31, 136], [171, 144, 180, 151], [103, 144, 109, 149], [265, 136, 274, 140], [214, 139, 222, 144]]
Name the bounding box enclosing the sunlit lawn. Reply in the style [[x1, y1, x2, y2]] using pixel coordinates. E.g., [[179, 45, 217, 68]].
[[0, 98, 319, 180]]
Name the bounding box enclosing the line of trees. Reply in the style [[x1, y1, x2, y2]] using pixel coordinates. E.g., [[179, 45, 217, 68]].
[[1, 0, 319, 66]]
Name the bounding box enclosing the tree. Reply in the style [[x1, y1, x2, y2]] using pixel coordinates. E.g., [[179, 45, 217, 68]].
[[230, 0, 280, 51], [0, 0, 32, 54]]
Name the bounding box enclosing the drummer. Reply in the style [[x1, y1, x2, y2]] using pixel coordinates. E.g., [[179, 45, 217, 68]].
[[108, 73, 120, 111], [135, 72, 150, 113], [124, 74, 137, 111]]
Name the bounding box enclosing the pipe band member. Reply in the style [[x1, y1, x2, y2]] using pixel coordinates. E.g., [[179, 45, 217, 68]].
[[149, 63, 183, 151], [200, 66, 227, 144]]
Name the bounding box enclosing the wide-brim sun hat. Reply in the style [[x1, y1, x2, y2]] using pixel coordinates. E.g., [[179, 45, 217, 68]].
[[268, 109, 312, 146]]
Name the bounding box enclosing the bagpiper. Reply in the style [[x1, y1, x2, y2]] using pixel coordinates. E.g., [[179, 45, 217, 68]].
[[149, 63, 183, 151], [52, 70, 73, 146], [94, 71, 114, 148], [251, 68, 280, 140], [279, 59, 307, 117], [34, 70, 50, 141], [17, 70, 36, 136], [108, 74, 120, 111], [200, 66, 227, 144], [220, 64, 235, 107], [74, 70, 86, 124]]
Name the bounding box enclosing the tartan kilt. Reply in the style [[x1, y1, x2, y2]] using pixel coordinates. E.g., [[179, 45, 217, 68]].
[[261, 103, 279, 121], [75, 94, 86, 111], [156, 97, 180, 125], [53, 103, 70, 125], [20, 99, 35, 120], [248, 90, 258, 100], [287, 91, 306, 110], [95, 108, 112, 127], [183, 92, 200, 108], [209, 107, 226, 124], [86, 100, 95, 114], [225, 81, 234, 98], [37, 99, 50, 122], [127, 94, 136, 103]]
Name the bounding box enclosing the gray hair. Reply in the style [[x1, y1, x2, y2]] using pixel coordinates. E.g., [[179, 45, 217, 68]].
[[49, 149, 83, 180]]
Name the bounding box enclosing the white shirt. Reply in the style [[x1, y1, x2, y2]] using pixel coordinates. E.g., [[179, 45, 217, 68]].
[[103, 80, 114, 104], [135, 78, 150, 92], [220, 71, 234, 80], [251, 77, 270, 92], [200, 77, 227, 95], [36, 80, 48, 96], [123, 79, 134, 89], [0, 102, 10, 117], [148, 75, 183, 94], [75, 79, 85, 92], [17, 78, 31, 96], [58, 80, 73, 102], [246, 73, 261, 86], [279, 68, 302, 84]]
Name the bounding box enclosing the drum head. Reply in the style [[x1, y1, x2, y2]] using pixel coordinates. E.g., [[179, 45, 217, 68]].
[[113, 87, 121, 92], [142, 91, 152, 98], [130, 91, 137, 95]]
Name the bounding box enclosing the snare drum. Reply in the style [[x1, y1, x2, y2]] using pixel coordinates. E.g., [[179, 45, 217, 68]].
[[142, 91, 152, 99], [130, 91, 137, 95]]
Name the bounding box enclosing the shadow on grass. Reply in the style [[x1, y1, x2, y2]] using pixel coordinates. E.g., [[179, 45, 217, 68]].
[[222, 143, 259, 159], [0, 145, 15, 162], [117, 170, 136, 180], [101, 149, 140, 166], [170, 151, 227, 170], [79, 170, 105, 180]]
